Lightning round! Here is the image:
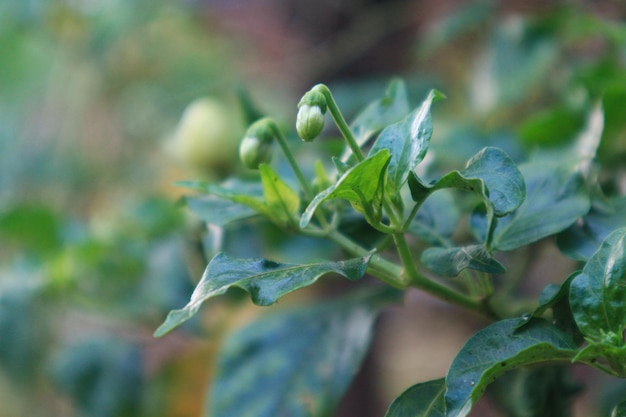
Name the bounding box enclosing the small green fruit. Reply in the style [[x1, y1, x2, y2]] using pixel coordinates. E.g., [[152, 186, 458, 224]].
[[171, 98, 241, 175], [239, 118, 275, 169]]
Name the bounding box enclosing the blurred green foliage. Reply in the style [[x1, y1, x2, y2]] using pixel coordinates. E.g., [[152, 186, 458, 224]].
[[0, 1, 624, 416]]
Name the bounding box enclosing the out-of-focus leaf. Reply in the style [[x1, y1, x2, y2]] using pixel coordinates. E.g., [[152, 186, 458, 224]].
[[185, 195, 257, 226], [569, 228, 626, 342], [421, 245, 506, 277], [154, 253, 371, 337], [350, 78, 410, 144], [177, 168, 300, 228], [612, 400, 626, 417], [51, 337, 143, 417], [384, 378, 446, 417], [207, 288, 400, 417], [445, 319, 577, 417], [0, 204, 63, 255], [300, 150, 390, 228], [408, 190, 459, 246], [518, 105, 585, 148], [370, 89, 443, 195], [557, 196, 626, 261]]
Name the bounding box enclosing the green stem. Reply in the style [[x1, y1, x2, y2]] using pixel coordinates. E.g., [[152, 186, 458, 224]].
[[392, 232, 419, 285], [270, 123, 315, 201], [328, 229, 493, 316], [313, 84, 365, 162]]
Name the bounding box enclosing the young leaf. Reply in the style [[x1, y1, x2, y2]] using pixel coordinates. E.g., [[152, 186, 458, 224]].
[[445, 319, 577, 417], [471, 160, 590, 251], [557, 196, 626, 261], [178, 168, 301, 229], [350, 78, 410, 145], [259, 163, 301, 227], [384, 378, 446, 417], [408, 190, 459, 246], [421, 245, 506, 277], [300, 150, 391, 228], [370, 89, 444, 195], [154, 253, 372, 337], [569, 228, 626, 343], [207, 288, 400, 417]]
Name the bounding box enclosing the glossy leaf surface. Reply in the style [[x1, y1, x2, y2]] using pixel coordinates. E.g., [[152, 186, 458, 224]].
[[370, 89, 443, 195], [207, 288, 399, 417], [384, 378, 446, 417], [445, 319, 576, 417], [410, 147, 525, 216], [300, 150, 390, 228], [471, 160, 590, 251], [421, 245, 506, 277], [154, 253, 371, 336], [569, 228, 626, 342]]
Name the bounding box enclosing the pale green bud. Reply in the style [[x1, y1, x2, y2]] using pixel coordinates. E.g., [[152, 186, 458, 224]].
[[239, 118, 275, 169], [296, 89, 327, 142]]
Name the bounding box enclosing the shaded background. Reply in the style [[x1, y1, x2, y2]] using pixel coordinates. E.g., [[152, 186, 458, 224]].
[[1, 0, 626, 416]]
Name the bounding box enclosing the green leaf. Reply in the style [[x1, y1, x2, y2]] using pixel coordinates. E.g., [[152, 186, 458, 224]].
[[259, 163, 301, 227], [350, 78, 410, 145], [445, 318, 577, 417], [557, 196, 626, 261], [421, 245, 506, 277], [370, 89, 444, 195], [384, 379, 446, 417], [154, 253, 372, 337], [414, 147, 525, 216], [471, 160, 590, 251], [207, 288, 400, 417], [408, 190, 459, 246], [519, 273, 584, 344], [569, 228, 626, 343], [409, 147, 525, 249], [177, 169, 300, 228], [185, 195, 257, 226], [300, 150, 391, 228]]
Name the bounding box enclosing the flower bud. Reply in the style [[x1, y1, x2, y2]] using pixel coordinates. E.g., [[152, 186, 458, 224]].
[[296, 89, 327, 142], [239, 118, 275, 169]]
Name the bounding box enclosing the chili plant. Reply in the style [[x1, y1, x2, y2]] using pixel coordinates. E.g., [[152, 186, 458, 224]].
[[155, 79, 626, 416]]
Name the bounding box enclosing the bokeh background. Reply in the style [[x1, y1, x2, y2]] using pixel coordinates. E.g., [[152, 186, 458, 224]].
[[1, 1, 626, 416]]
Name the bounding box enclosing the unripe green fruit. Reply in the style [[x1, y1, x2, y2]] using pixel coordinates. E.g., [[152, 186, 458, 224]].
[[239, 135, 273, 169], [239, 118, 275, 169], [170, 98, 241, 175]]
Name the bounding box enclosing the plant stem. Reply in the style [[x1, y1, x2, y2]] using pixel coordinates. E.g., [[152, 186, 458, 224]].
[[328, 229, 494, 316], [392, 232, 419, 285], [314, 84, 365, 162], [270, 122, 315, 201]]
